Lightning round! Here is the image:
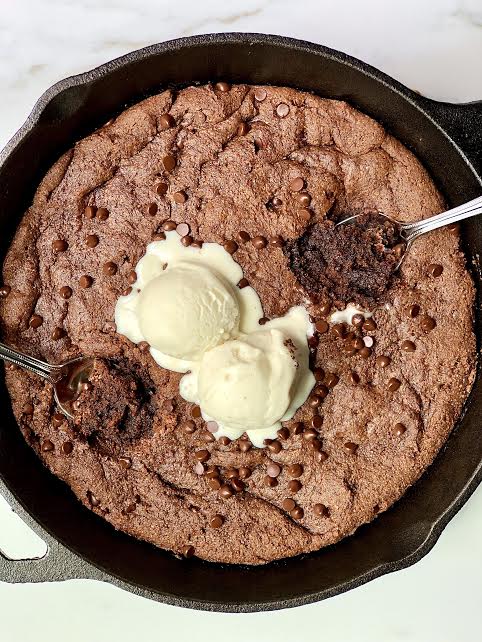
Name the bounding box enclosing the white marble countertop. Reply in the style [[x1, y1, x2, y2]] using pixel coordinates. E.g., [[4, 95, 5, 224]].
[[1, 1, 481, 640]]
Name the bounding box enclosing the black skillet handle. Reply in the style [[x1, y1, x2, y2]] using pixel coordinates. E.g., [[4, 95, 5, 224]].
[[420, 99, 482, 179]]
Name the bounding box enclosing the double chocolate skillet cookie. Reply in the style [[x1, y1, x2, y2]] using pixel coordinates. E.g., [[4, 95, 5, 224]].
[[0, 83, 475, 564]]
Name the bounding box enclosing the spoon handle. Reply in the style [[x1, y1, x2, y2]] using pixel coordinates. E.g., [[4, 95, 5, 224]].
[[0, 342, 62, 383], [402, 195, 482, 242]]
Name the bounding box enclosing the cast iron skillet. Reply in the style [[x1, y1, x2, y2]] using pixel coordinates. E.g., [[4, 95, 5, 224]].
[[0, 33, 481, 612]]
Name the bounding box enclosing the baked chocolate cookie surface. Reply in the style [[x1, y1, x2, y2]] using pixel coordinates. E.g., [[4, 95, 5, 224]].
[[0, 83, 476, 564]]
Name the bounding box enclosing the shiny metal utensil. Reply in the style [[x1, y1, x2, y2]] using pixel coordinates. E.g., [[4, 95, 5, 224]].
[[337, 195, 482, 268], [0, 342, 93, 418]]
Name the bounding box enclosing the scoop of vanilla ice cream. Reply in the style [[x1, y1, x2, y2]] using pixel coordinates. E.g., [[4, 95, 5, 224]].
[[197, 329, 298, 431], [137, 262, 240, 360]]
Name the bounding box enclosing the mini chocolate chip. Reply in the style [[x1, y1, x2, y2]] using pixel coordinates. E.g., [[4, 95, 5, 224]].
[[259, 317, 270, 325], [61, 441, 73, 455], [325, 373, 339, 388], [275, 427, 288, 442], [363, 318, 377, 332], [332, 323, 346, 338], [52, 412, 64, 428], [84, 205, 97, 219], [296, 192, 311, 206], [223, 240, 238, 254], [311, 415, 323, 429], [162, 154, 176, 172], [267, 440, 282, 454], [315, 320, 329, 334], [238, 466, 252, 479], [252, 235, 268, 249], [147, 203, 158, 216], [376, 355, 391, 367], [96, 207, 109, 221], [351, 314, 365, 327], [293, 422, 304, 435], [309, 395, 322, 408], [420, 315, 436, 332], [88, 491, 100, 507], [219, 484, 234, 499], [394, 423, 407, 436], [298, 208, 312, 221], [313, 368, 325, 381], [270, 235, 283, 247], [182, 420, 196, 434], [162, 220, 176, 231], [208, 478, 222, 491], [119, 457, 132, 469], [0, 285, 11, 298], [195, 449, 210, 463], [288, 480, 302, 493], [224, 468, 238, 480], [52, 239, 68, 252], [401, 340, 416, 352], [316, 450, 329, 462], [289, 177, 304, 192], [303, 428, 318, 441], [237, 278, 249, 289], [202, 432, 215, 443], [181, 235, 193, 247], [409, 304, 421, 318], [41, 439, 54, 452], [191, 240, 203, 248], [231, 478, 245, 493], [210, 514, 224, 528], [29, 314, 43, 329], [86, 234, 99, 248], [205, 465, 219, 479], [267, 462, 281, 478], [191, 405, 202, 419], [282, 498, 296, 511], [182, 545, 195, 558], [159, 113, 175, 129], [237, 230, 250, 243], [153, 232, 166, 241], [103, 262, 118, 276], [290, 506, 304, 519], [176, 222, 190, 236], [359, 346, 372, 359], [23, 403, 34, 415], [388, 378, 401, 392], [254, 87, 267, 101], [352, 337, 364, 350], [308, 335, 319, 349], [219, 436, 231, 446], [264, 475, 278, 487], [345, 442, 358, 454], [448, 222, 460, 234], [428, 263, 443, 277], [173, 191, 188, 204], [318, 301, 332, 316], [314, 503, 330, 517], [349, 371, 360, 385], [276, 103, 290, 118], [215, 81, 230, 92], [271, 197, 283, 208], [237, 122, 250, 136], [238, 439, 252, 452], [79, 275, 93, 288], [156, 182, 168, 196], [52, 327, 65, 341], [287, 463, 303, 478], [315, 384, 329, 399], [59, 286, 72, 300]]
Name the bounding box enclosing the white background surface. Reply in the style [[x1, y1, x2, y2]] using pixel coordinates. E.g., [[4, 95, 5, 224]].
[[1, 1, 482, 640]]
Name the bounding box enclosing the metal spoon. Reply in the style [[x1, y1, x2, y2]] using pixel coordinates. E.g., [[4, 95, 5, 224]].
[[0, 342, 93, 418], [336, 195, 482, 269]]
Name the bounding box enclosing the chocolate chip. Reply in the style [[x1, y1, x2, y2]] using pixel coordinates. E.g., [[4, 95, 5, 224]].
[[252, 235, 268, 249], [208, 478, 221, 490], [180, 420, 195, 435], [96, 207, 109, 221], [237, 122, 250, 136], [296, 192, 311, 206], [264, 475, 278, 487], [205, 465, 219, 479], [420, 315, 436, 332], [29, 314, 43, 329], [376, 355, 391, 367], [162, 155, 176, 172], [352, 337, 364, 350], [191, 405, 202, 419], [287, 463, 303, 478], [59, 286, 72, 300], [312, 368, 324, 382], [79, 275, 93, 288], [401, 340, 416, 352], [315, 384, 329, 399], [282, 498, 296, 511], [52, 239, 68, 252], [231, 478, 245, 493], [52, 412, 64, 428], [254, 88, 267, 101], [314, 503, 330, 517], [215, 82, 230, 92], [362, 318, 377, 332], [345, 441, 358, 454], [210, 514, 224, 529], [223, 240, 238, 254], [267, 462, 281, 478], [86, 234, 99, 248], [290, 506, 304, 519], [238, 439, 252, 452], [0, 285, 11, 298], [303, 428, 318, 441], [103, 262, 118, 276], [219, 436, 231, 447], [23, 403, 34, 415], [332, 323, 346, 338], [119, 457, 132, 469], [52, 327, 65, 341], [268, 440, 283, 454], [298, 208, 312, 222], [156, 182, 168, 196], [388, 378, 401, 392], [428, 263, 443, 277], [293, 422, 304, 435], [223, 468, 238, 480], [394, 423, 407, 436], [271, 197, 283, 208], [276, 103, 290, 118], [41, 439, 54, 452], [163, 220, 177, 232], [181, 235, 193, 247], [315, 320, 329, 334], [125, 502, 137, 513], [219, 484, 234, 499], [408, 304, 420, 318], [259, 317, 270, 326], [159, 113, 175, 129], [238, 466, 251, 479], [289, 177, 304, 192], [325, 373, 339, 388], [87, 491, 100, 507], [316, 450, 329, 462], [61, 441, 73, 455], [237, 230, 250, 243], [237, 278, 249, 289], [448, 222, 460, 234], [351, 314, 364, 327], [309, 395, 322, 408], [270, 235, 283, 247], [349, 371, 360, 385], [146, 202, 158, 216], [173, 191, 188, 204], [191, 240, 203, 249], [273, 428, 288, 442], [84, 205, 97, 219], [153, 232, 166, 241], [288, 480, 302, 494], [195, 449, 210, 463], [359, 346, 372, 359], [181, 545, 195, 558], [311, 414, 323, 430], [308, 335, 319, 349]]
